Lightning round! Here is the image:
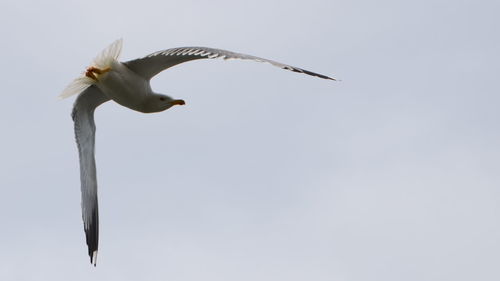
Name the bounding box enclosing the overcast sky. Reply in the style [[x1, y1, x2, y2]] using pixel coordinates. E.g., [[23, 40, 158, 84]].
[[1, 0, 499, 280]]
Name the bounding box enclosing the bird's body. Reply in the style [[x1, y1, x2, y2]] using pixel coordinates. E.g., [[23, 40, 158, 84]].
[[95, 60, 151, 112], [61, 39, 335, 266]]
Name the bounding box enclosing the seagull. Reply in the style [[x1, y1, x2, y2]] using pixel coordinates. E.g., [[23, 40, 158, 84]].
[[60, 39, 336, 266]]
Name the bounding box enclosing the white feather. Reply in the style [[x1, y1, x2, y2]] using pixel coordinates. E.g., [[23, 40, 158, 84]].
[[92, 38, 123, 69], [59, 39, 123, 99], [59, 76, 94, 99]]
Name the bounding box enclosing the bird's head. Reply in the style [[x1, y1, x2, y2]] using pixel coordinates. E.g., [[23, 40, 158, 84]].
[[143, 93, 185, 113]]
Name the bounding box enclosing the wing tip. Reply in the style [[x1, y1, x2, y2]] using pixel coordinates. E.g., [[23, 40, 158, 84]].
[[84, 205, 99, 266], [90, 250, 98, 266], [284, 66, 338, 81]]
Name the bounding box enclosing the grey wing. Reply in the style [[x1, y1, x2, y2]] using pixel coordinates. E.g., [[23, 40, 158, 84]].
[[72, 85, 110, 266], [124, 47, 336, 81]]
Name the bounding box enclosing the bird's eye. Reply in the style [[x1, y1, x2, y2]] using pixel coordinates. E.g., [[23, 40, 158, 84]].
[[159, 97, 166, 101]]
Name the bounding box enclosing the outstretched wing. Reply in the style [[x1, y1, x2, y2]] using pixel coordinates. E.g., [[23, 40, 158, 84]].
[[124, 47, 336, 81], [72, 85, 110, 266]]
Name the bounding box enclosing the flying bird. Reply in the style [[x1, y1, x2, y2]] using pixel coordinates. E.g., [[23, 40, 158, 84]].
[[60, 39, 336, 266]]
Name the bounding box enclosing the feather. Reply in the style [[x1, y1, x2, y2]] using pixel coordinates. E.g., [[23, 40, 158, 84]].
[[59, 39, 123, 99], [59, 76, 94, 99], [92, 38, 123, 69]]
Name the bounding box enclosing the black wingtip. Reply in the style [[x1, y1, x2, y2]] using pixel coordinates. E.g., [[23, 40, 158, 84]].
[[284, 66, 338, 81], [90, 250, 98, 267], [301, 69, 338, 81], [85, 206, 99, 266]]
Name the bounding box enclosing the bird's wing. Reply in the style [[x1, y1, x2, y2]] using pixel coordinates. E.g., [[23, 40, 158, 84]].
[[71, 85, 110, 266], [124, 47, 336, 81]]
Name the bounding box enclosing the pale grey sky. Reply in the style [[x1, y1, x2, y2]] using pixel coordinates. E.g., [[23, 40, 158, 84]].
[[1, 0, 499, 280]]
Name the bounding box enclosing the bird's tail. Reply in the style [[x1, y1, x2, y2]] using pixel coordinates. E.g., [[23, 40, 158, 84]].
[[92, 38, 123, 69], [58, 39, 123, 99], [59, 76, 94, 99]]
